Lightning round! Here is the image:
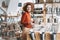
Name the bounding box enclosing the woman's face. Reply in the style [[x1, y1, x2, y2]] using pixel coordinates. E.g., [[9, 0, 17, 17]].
[[27, 5, 31, 12]]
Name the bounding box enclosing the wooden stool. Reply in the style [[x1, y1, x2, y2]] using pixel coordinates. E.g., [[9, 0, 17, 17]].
[[56, 33, 60, 40], [35, 32, 40, 40], [45, 32, 51, 40]]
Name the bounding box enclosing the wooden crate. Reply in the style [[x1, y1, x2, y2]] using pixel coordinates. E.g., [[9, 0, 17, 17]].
[[35, 32, 40, 40], [27, 32, 41, 40], [45, 33, 51, 40], [56, 33, 60, 40]]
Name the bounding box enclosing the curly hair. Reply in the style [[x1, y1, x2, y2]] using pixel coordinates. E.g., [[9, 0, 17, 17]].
[[23, 2, 34, 12]]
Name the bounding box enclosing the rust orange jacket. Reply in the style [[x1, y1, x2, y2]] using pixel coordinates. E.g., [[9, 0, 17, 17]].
[[21, 12, 32, 28]]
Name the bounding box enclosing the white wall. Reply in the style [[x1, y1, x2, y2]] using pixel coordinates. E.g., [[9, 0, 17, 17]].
[[7, 0, 19, 14], [5, 0, 10, 6], [19, 0, 35, 7], [0, 0, 5, 6], [7, 0, 35, 15]]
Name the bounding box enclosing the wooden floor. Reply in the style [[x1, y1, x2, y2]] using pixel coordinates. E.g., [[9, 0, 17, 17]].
[[56, 33, 60, 40]]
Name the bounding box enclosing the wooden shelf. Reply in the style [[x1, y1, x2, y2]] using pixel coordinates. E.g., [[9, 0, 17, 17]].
[[35, 2, 60, 4], [1, 15, 19, 17], [7, 16, 18, 17]]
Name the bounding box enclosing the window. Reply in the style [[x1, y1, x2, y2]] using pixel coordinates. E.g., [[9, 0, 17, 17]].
[[54, 18, 57, 23], [0, 8, 4, 14], [18, 3, 22, 7], [56, 7, 58, 14], [59, 8, 60, 15], [47, 18, 50, 23], [0, 17, 3, 23], [47, 7, 52, 14], [58, 8, 60, 16], [56, 8, 60, 16], [53, 0, 60, 2]]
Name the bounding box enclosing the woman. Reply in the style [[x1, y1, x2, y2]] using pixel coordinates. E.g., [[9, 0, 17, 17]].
[[21, 2, 34, 40]]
